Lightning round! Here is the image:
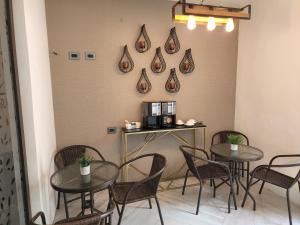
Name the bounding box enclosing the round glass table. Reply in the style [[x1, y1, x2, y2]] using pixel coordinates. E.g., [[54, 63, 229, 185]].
[[210, 143, 264, 208], [210, 143, 264, 162], [51, 160, 119, 218]]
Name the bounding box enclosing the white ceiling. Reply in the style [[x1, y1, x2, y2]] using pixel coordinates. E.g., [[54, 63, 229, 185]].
[[170, 0, 253, 8]]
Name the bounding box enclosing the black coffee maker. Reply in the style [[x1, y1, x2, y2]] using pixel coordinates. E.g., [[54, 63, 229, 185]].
[[142, 102, 161, 129], [142, 101, 176, 129], [160, 101, 176, 128]]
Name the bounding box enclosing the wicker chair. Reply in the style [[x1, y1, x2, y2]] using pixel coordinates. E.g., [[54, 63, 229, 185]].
[[54, 145, 105, 210], [242, 154, 300, 225], [30, 200, 114, 225], [111, 153, 166, 225], [180, 145, 237, 214]]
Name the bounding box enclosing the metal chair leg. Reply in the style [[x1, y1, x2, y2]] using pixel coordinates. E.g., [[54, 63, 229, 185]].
[[117, 204, 126, 225], [212, 179, 216, 198], [246, 162, 250, 189], [154, 195, 164, 225], [259, 181, 266, 194], [182, 170, 189, 195], [196, 184, 203, 215], [298, 181, 300, 193], [242, 176, 254, 208], [228, 191, 231, 214], [116, 203, 121, 216], [148, 199, 152, 209], [287, 190, 293, 225], [63, 193, 69, 219], [241, 162, 245, 177], [56, 191, 61, 209]]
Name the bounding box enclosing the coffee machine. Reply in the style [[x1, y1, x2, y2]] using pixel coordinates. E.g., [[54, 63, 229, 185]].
[[160, 101, 176, 128], [142, 102, 161, 129], [142, 101, 176, 129]]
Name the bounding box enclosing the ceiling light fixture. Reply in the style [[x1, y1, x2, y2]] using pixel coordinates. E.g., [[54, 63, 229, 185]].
[[187, 15, 197, 30], [172, 0, 251, 32], [225, 18, 235, 32], [207, 17, 216, 31]]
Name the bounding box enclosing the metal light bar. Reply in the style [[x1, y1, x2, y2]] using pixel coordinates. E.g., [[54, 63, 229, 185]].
[[172, 1, 251, 22]]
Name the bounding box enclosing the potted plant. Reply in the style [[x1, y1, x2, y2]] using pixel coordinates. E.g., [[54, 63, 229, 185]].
[[227, 134, 243, 151], [79, 156, 93, 175]]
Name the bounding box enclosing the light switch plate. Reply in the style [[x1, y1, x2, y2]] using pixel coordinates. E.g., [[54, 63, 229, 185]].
[[68, 51, 80, 60], [85, 52, 96, 60]]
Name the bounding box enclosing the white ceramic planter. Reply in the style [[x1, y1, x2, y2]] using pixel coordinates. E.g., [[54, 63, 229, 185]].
[[81, 174, 91, 183], [80, 165, 90, 175], [231, 144, 238, 151]]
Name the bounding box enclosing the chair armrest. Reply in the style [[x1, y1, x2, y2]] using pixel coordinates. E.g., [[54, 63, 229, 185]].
[[269, 154, 300, 167], [119, 154, 157, 169], [180, 145, 209, 159], [30, 212, 46, 225]]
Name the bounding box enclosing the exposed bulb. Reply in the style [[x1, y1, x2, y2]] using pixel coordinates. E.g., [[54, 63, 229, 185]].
[[226, 18, 235, 32], [207, 17, 216, 31], [187, 15, 197, 30]]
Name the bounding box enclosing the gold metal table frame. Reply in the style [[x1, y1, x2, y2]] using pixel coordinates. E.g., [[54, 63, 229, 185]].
[[121, 124, 206, 191]]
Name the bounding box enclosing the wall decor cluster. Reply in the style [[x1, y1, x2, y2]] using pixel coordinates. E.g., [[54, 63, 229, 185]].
[[164, 27, 180, 54], [135, 24, 151, 53], [136, 68, 152, 94], [151, 47, 166, 74], [119, 45, 134, 73], [179, 48, 195, 74], [165, 68, 180, 93], [117, 24, 195, 94]]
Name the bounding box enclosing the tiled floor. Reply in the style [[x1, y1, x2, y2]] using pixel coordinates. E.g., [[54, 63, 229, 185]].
[[55, 178, 300, 225]]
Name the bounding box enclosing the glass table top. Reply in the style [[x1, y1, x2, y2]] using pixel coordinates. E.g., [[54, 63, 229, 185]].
[[50, 160, 119, 193], [210, 143, 264, 162]]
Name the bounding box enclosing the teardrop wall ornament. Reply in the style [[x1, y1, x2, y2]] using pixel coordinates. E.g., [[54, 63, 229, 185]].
[[135, 24, 151, 53], [164, 27, 180, 54], [165, 68, 180, 93], [179, 48, 195, 74], [118, 45, 134, 73], [151, 47, 166, 74], [137, 68, 152, 94]]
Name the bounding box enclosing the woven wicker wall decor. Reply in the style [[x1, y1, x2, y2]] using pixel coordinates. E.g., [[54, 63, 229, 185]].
[[179, 48, 195, 74], [118, 45, 134, 73], [164, 27, 180, 54], [151, 47, 166, 74], [165, 68, 180, 93], [135, 24, 151, 53], [137, 68, 152, 94]]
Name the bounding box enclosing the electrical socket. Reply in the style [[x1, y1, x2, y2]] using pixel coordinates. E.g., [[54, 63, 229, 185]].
[[107, 127, 117, 134]]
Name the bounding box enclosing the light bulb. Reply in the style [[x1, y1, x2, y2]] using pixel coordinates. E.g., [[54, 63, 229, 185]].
[[207, 17, 216, 31], [187, 15, 196, 30], [226, 18, 235, 32]]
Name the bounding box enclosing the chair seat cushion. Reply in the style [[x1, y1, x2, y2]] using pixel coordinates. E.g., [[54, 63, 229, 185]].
[[251, 167, 294, 189], [196, 164, 228, 180], [112, 182, 154, 204]]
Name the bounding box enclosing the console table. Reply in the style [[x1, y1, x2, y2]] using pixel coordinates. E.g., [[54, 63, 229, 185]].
[[121, 124, 206, 191]]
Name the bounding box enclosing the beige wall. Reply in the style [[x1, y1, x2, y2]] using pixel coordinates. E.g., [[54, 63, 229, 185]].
[[12, 0, 57, 221], [236, 0, 300, 204], [46, 0, 238, 173]]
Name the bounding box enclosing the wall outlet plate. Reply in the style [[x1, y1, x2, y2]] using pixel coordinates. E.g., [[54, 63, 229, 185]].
[[107, 127, 117, 134], [68, 51, 80, 60], [85, 52, 96, 60]]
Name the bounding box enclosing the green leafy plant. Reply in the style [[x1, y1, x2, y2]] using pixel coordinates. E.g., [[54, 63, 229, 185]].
[[227, 134, 243, 145], [79, 156, 93, 168]]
